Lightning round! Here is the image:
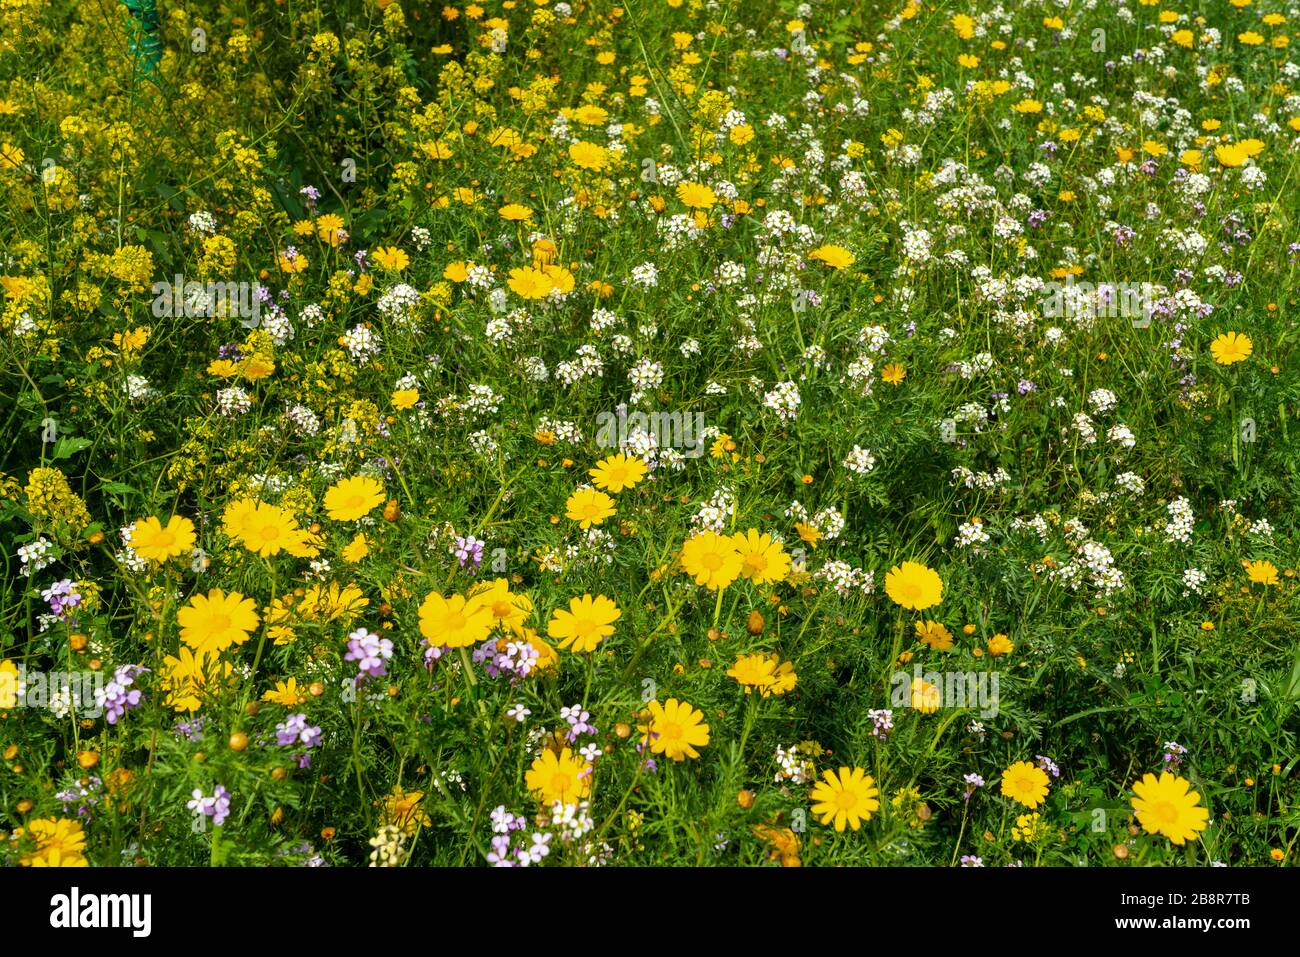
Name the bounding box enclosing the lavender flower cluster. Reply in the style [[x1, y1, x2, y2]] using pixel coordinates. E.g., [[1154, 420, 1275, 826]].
[[345, 627, 393, 680], [188, 784, 232, 827], [276, 713, 323, 768], [97, 664, 147, 725]]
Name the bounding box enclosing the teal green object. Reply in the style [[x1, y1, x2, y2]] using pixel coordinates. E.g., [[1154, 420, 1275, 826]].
[[121, 0, 163, 81]]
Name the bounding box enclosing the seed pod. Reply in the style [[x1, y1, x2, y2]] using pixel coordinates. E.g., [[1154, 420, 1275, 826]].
[[229, 732, 249, 752], [746, 610, 765, 635], [737, 790, 755, 809]]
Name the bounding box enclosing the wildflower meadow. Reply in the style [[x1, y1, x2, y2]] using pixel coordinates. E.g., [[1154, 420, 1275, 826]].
[[2, 0, 1299, 875]]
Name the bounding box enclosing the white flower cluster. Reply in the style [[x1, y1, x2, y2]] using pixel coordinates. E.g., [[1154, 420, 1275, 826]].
[[1248, 518, 1274, 541], [955, 520, 991, 549], [286, 403, 321, 436], [116, 525, 147, 573], [186, 211, 217, 234], [858, 324, 892, 353], [536, 417, 582, 444], [843, 445, 877, 475], [1069, 412, 1098, 444], [814, 559, 875, 597], [468, 430, 498, 456], [1114, 471, 1145, 495], [951, 467, 1012, 490], [561, 527, 618, 568], [774, 745, 815, 784], [1107, 424, 1136, 449], [590, 307, 620, 333], [1088, 388, 1118, 414], [261, 309, 294, 346], [555, 344, 604, 386], [693, 487, 736, 533], [630, 262, 659, 287], [463, 384, 502, 417], [1165, 496, 1194, 544], [628, 358, 664, 402], [376, 283, 421, 325], [1050, 539, 1126, 596], [18, 537, 54, 575], [1010, 514, 1051, 542], [548, 800, 595, 844], [342, 323, 381, 360], [844, 355, 875, 397], [125, 374, 152, 404], [520, 355, 549, 382], [763, 381, 802, 422], [217, 386, 251, 417], [813, 506, 845, 541], [951, 352, 994, 379], [1182, 567, 1207, 596]]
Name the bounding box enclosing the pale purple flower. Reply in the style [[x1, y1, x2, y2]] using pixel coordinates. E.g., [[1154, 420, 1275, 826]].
[[345, 627, 393, 679], [490, 805, 525, 834], [97, 664, 147, 725], [1162, 741, 1187, 770], [211, 785, 231, 826], [561, 704, 596, 740], [174, 716, 206, 741], [486, 834, 516, 866], [189, 784, 232, 827], [275, 713, 322, 768], [528, 832, 552, 863], [41, 579, 82, 619], [56, 776, 102, 818], [451, 535, 486, 571]]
